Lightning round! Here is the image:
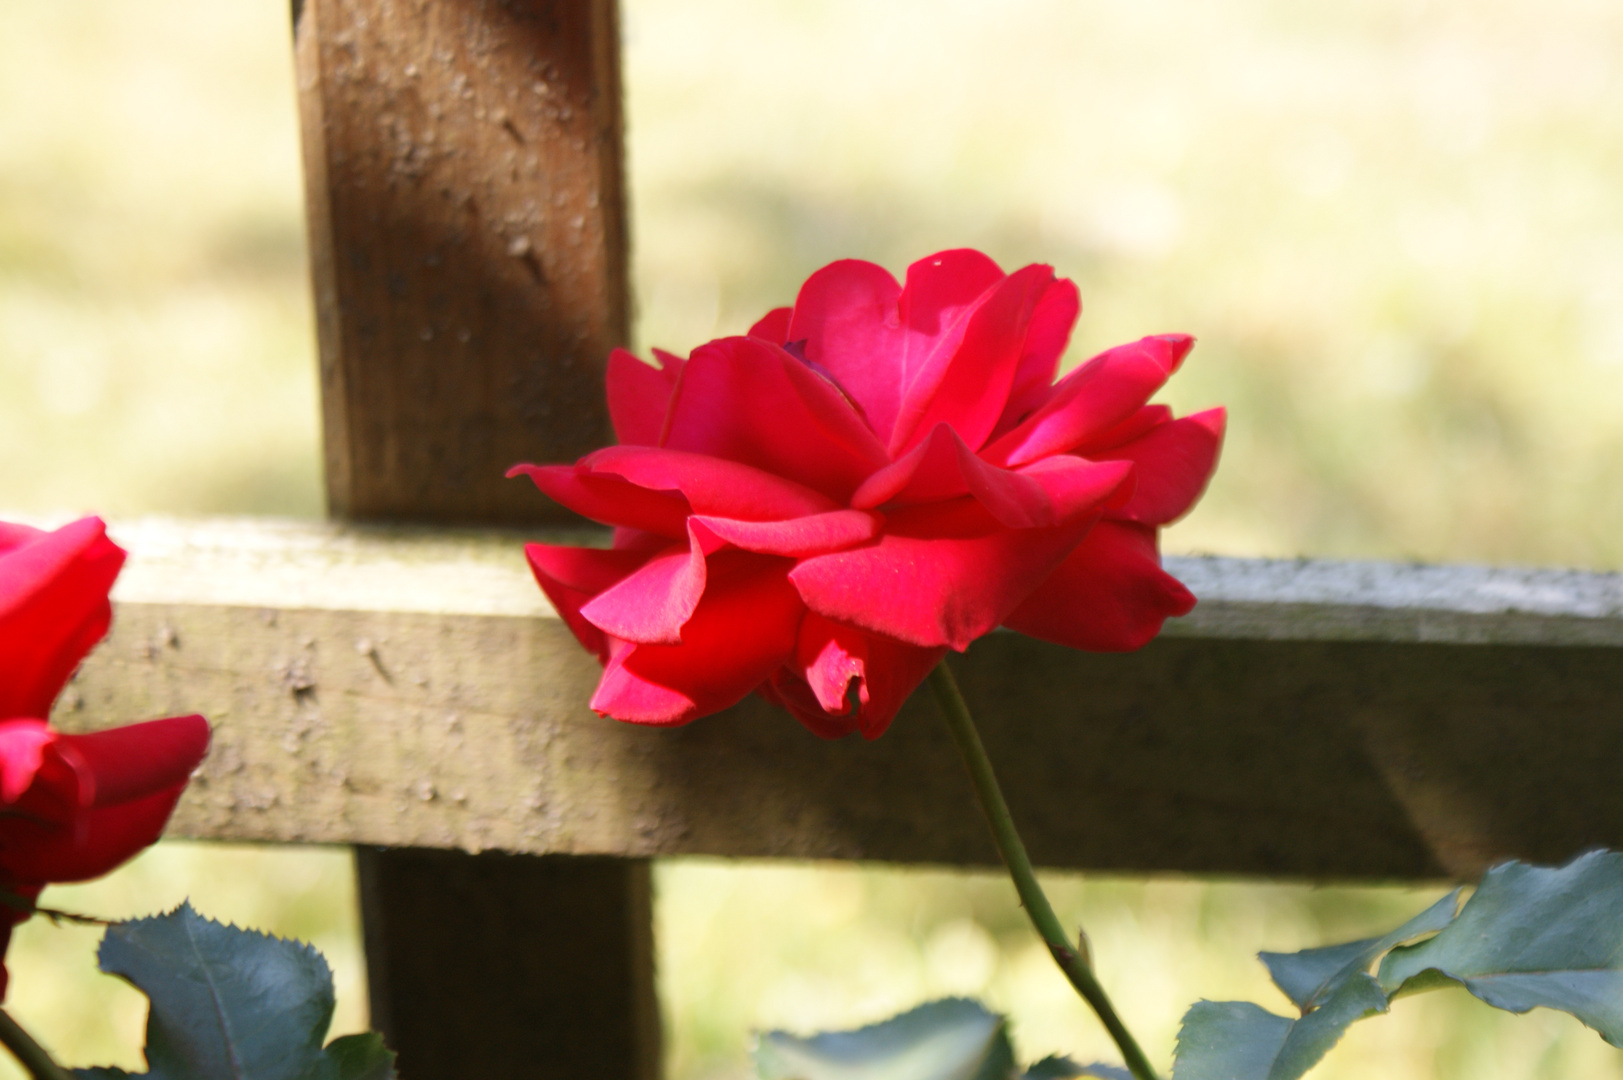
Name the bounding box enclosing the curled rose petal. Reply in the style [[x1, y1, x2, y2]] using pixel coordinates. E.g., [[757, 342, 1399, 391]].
[[590, 553, 802, 725], [1002, 520, 1195, 651], [607, 347, 683, 446], [0, 517, 125, 720]]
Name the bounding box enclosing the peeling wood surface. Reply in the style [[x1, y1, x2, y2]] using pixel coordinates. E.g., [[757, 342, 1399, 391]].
[[45, 517, 1623, 880]]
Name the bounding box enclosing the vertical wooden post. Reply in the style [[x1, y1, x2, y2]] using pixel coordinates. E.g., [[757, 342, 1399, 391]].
[[293, 2, 658, 1077], [296, 0, 626, 525]]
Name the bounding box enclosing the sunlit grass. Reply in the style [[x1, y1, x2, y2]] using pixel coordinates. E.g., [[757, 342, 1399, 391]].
[[1, 0, 1620, 1077]]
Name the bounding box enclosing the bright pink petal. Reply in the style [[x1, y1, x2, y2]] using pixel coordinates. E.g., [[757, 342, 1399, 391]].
[[525, 544, 653, 661], [690, 510, 881, 558], [786, 259, 908, 443], [590, 553, 802, 725], [660, 337, 888, 502], [993, 277, 1082, 440], [508, 463, 689, 538], [55, 714, 209, 809], [0, 720, 54, 803], [749, 307, 792, 343], [585, 444, 840, 521], [1003, 521, 1195, 651], [607, 348, 683, 446], [852, 423, 1057, 529], [0, 517, 124, 720], [579, 540, 705, 645], [890, 263, 1055, 455], [2, 782, 188, 883], [1096, 408, 1226, 525], [984, 335, 1190, 468]]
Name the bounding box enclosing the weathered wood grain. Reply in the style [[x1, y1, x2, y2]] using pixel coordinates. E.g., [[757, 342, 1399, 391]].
[[53, 517, 1623, 882], [296, 0, 626, 523]]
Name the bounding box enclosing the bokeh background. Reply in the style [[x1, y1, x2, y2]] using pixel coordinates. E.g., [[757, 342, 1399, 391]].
[[2, 0, 1621, 1076]]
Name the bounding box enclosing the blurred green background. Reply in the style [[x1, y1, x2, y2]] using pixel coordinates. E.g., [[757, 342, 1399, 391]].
[[2, 0, 1621, 1077]]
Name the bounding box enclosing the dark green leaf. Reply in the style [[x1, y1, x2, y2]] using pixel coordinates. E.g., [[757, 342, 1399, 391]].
[[1260, 889, 1460, 1009], [322, 1034, 397, 1080], [1378, 849, 1623, 1045], [1022, 1055, 1131, 1079], [76, 902, 396, 1080], [754, 998, 1015, 1080], [1171, 975, 1388, 1080]]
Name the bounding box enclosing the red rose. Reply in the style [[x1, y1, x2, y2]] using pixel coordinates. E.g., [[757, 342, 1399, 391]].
[[0, 517, 210, 1000], [512, 249, 1223, 739]]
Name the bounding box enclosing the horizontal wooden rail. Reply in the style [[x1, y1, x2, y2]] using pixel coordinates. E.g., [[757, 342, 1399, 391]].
[[53, 517, 1623, 881]]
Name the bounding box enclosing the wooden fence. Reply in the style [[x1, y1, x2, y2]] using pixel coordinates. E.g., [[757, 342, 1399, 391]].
[[46, 1, 1623, 1077]]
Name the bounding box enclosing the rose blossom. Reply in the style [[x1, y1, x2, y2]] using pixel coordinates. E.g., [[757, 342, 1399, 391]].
[[511, 249, 1223, 739], [0, 517, 210, 999]]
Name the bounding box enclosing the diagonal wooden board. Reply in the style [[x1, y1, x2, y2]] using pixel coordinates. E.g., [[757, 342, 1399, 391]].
[[53, 516, 1623, 881]]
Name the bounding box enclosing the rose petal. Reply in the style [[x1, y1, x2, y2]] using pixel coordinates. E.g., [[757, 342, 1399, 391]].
[[607, 347, 683, 446], [579, 540, 705, 645], [585, 445, 839, 521], [507, 463, 689, 538], [993, 277, 1082, 440], [690, 509, 882, 558], [1003, 520, 1195, 651], [786, 259, 908, 443], [590, 553, 802, 725], [2, 782, 190, 883], [781, 613, 946, 739], [0, 517, 124, 720], [890, 263, 1054, 456], [852, 423, 1057, 529], [790, 483, 1122, 651], [660, 337, 889, 502], [984, 335, 1191, 468], [55, 714, 210, 809], [1096, 408, 1226, 525], [525, 544, 653, 660], [0, 720, 55, 804], [749, 307, 792, 343]]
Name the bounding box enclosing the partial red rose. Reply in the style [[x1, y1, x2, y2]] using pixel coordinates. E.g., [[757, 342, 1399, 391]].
[[512, 249, 1223, 740], [0, 517, 210, 1000]]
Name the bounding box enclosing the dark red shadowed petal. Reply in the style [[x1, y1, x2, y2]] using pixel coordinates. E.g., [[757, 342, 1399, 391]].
[[57, 713, 209, 809], [1003, 520, 1195, 651], [607, 347, 683, 446], [0, 714, 209, 885], [589, 553, 802, 725], [0, 517, 125, 720], [890, 263, 1054, 456], [660, 337, 889, 503], [774, 613, 948, 740], [786, 259, 908, 444], [1095, 407, 1225, 526]]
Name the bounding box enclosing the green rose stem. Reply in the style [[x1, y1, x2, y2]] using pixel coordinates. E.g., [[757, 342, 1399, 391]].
[[0, 1009, 74, 1080], [927, 661, 1160, 1080]]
